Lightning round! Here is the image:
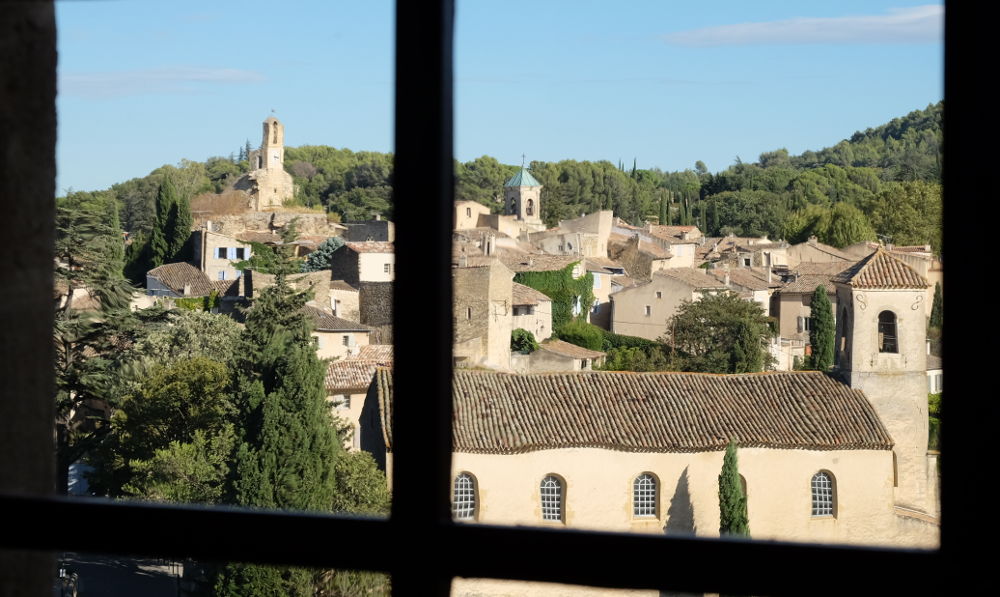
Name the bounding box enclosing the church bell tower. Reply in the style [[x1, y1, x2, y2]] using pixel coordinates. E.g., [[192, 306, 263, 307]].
[[833, 247, 934, 513], [261, 116, 285, 170], [504, 166, 544, 232]]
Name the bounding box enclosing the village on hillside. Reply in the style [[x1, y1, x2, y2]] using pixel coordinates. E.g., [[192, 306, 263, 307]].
[[54, 115, 943, 595]]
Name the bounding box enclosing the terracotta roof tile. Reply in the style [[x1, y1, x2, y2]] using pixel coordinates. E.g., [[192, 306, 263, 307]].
[[304, 305, 372, 332], [345, 241, 394, 254], [512, 282, 551, 306], [374, 369, 893, 453], [496, 252, 581, 273], [211, 278, 241, 297], [656, 267, 729, 289], [832, 248, 928, 289], [709, 268, 775, 291], [146, 262, 213, 296], [326, 360, 391, 391], [330, 280, 358, 292], [646, 225, 702, 244], [538, 339, 606, 359], [357, 344, 393, 361]]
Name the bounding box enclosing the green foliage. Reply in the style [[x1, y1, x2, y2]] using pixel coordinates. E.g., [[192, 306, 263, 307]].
[[809, 286, 835, 371], [149, 177, 176, 268], [511, 328, 540, 353], [867, 180, 942, 254], [599, 345, 671, 372], [90, 357, 235, 499], [218, 275, 343, 595], [555, 320, 604, 351], [929, 282, 943, 329], [928, 393, 942, 451], [601, 330, 656, 351], [170, 191, 193, 262], [718, 441, 750, 537], [302, 236, 346, 272], [174, 290, 219, 312], [513, 263, 594, 330], [331, 451, 391, 515], [666, 292, 776, 373]]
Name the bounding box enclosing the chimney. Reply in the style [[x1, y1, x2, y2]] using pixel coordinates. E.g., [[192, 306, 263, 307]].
[[724, 272, 730, 287], [808, 235, 818, 246], [183, 283, 191, 296], [459, 254, 468, 268], [375, 214, 381, 221], [681, 230, 690, 241], [767, 268, 772, 284]]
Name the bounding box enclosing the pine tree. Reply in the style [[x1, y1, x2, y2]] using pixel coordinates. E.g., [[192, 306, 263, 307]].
[[809, 285, 835, 370], [929, 282, 943, 329], [216, 275, 341, 596], [718, 441, 749, 537], [302, 236, 345, 272]]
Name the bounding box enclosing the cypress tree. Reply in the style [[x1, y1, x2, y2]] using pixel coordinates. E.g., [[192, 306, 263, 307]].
[[216, 275, 342, 596], [658, 195, 667, 227], [169, 191, 193, 262], [718, 441, 749, 537], [929, 282, 943, 329], [809, 285, 835, 370], [731, 320, 764, 373], [149, 177, 177, 268]]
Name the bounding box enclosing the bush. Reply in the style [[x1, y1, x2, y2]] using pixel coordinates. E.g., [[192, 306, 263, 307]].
[[511, 328, 539, 353], [555, 320, 604, 351]]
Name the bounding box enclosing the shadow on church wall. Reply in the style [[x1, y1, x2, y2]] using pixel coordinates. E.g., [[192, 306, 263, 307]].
[[664, 466, 696, 536]]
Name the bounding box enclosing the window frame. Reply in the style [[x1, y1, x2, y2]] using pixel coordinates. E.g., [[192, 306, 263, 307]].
[[540, 474, 565, 523], [452, 472, 477, 521], [0, 1, 969, 596], [811, 471, 836, 518], [632, 473, 657, 519]]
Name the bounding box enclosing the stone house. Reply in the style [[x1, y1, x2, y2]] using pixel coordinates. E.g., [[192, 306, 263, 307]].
[[329, 280, 360, 321], [326, 344, 392, 451], [786, 235, 856, 268], [453, 258, 514, 370], [642, 224, 701, 268], [454, 200, 492, 231], [699, 235, 789, 270], [527, 211, 614, 259], [343, 218, 395, 243], [192, 229, 252, 282], [304, 305, 372, 361], [145, 262, 215, 298], [511, 339, 606, 372], [511, 282, 553, 343], [608, 232, 673, 280], [328, 241, 395, 287], [610, 268, 728, 341], [585, 257, 626, 330]]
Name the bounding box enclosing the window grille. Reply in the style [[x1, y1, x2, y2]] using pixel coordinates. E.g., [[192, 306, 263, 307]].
[[878, 311, 898, 353], [811, 472, 834, 516], [633, 474, 656, 517], [452, 473, 476, 520], [540, 475, 563, 522]]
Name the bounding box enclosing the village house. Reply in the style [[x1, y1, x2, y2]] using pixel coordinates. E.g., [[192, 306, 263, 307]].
[[527, 211, 614, 259], [304, 305, 372, 361], [453, 258, 514, 371], [608, 232, 673, 280], [145, 262, 215, 298], [328, 241, 395, 287], [642, 224, 702, 268], [511, 339, 606, 373], [454, 200, 492, 231], [770, 261, 855, 370], [698, 235, 789, 270], [326, 344, 392, 451], [585, 257, 627, 330], [343, 218, 395, 243], [192, 228, 251, 282], [785, 235, 856, 268], [511, 282, 553, 343], [610, 267, 728, 341], [329, 280, 360, 321]]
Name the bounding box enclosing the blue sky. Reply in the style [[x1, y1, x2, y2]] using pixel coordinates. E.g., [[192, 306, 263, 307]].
[[55, 1, 943, 193]]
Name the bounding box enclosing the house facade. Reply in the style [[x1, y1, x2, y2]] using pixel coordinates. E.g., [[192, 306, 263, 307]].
[[610, 268, 728, 341]]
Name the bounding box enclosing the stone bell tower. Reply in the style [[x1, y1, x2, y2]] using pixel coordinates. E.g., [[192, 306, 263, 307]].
[[504, 166, 545, 232], [260, 116, 284, 170], [833, 247, 934, 513], [242, 115, 294, 210]]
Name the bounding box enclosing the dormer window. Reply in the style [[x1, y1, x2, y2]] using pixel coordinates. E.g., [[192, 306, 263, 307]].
[[878, 311, 898, 353]]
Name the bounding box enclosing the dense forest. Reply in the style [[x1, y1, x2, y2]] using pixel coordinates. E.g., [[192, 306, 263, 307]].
[[69, 101, 943, 255]]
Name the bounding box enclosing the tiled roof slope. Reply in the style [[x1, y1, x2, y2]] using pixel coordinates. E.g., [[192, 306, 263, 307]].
[[304, 305, 372, 332], [147, 262, 213, 296], [657, 268, 728, 290], [374, 369, 893, 453], [346, 241, 394, 254], [512, 282, 551, 306], [326, 345, 393, 391], [832, 248, 928, 289], [538, 339, 606, 359]]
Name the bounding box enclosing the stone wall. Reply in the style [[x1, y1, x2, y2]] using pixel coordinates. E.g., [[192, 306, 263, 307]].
[[194, 211, 337, 237], [359, 282, 393, 327]]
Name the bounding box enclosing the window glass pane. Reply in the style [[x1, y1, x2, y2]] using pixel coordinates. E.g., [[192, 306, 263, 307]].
[[449, 0, 942, 556], [54, 0, 395, 530]]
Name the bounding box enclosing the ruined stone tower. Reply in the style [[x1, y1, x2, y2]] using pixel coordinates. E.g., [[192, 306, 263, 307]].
[[241, 116, 295, 210]]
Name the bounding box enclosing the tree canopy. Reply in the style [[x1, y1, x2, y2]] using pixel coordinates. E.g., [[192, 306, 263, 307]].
[[665, 292, 776, 373]]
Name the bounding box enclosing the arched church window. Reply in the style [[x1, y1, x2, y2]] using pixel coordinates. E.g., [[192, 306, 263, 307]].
[[526, 198, 534, 216], [452, 472, 477, 520], [633, 473, 657, 517], [541, 475, 564, 522], [811, 471, 835, 516], [878, 311, 898, 353]]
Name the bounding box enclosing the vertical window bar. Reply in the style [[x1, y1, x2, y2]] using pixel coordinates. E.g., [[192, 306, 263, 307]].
[[391, 0, 454, 595]]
